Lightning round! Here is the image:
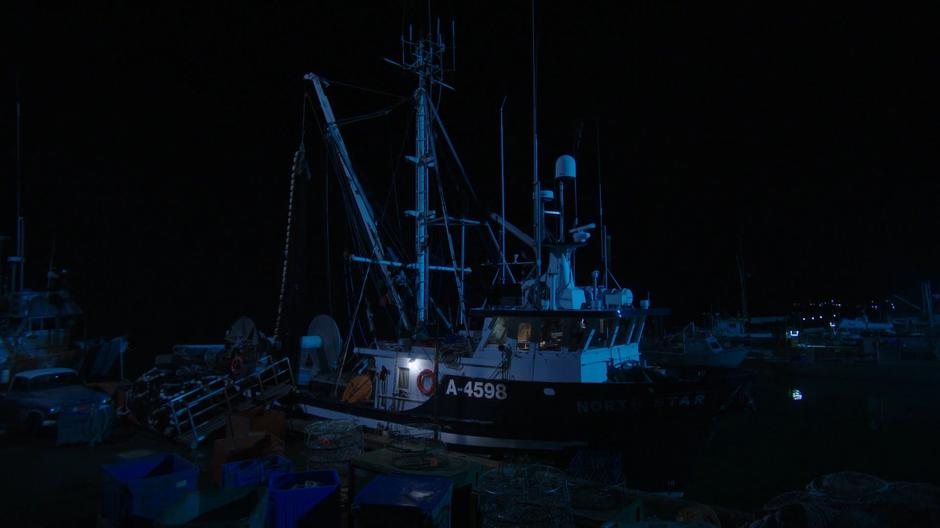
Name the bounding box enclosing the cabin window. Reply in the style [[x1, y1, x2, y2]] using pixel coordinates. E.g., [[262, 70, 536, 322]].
[[517, 322, 532, 350], [396, 367, 410, 391], [486, 317, 508, 345], [612, 322, 631, 345], [538, 319, 564, 351], [567, 318, 589, 350], [583, 319, 610, 348], [42, 318, 57, 331], [540, 318, 588, 351]]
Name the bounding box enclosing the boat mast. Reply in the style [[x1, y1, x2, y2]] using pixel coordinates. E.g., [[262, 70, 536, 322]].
[[12, 97, 25, 293], [531, 0, 542, 280], [388, 23, 449, 333], [499, 96, 508, 285], [414, 41, 431, 328]]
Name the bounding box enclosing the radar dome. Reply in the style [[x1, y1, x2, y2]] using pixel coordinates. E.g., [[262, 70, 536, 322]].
[[554, 155, 576, 179]]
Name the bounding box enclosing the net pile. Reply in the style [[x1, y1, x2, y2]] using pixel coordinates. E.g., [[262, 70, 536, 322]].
[[479, 464, 573, 528], [749, 471, 940, 527]]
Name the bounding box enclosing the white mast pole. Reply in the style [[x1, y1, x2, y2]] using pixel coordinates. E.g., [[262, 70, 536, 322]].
[[415, 41, 430, 328]]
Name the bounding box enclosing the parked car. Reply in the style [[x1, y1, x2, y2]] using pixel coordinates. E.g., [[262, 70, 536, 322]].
[[1, 368, 111, 433]]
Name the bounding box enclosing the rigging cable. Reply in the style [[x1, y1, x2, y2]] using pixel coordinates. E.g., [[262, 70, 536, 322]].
[[305, 93, 371, 342], [428, 103, 480, 207], [320, 76, 408, 100], [306, 86, 415, 354], [335, 98, 410, 127], [333, 256, 377, 397], [323, 104, 333, 316], [430, 132, 466, 330]]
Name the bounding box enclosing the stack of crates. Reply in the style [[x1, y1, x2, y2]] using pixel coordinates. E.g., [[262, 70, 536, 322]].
[[353, 474, 453, 528], [101, 453, 199, 525], [221, 455, 292, 488], [268, 469, 341, 528]]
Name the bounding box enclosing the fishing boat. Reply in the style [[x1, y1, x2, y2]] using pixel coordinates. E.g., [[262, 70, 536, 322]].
[[1, 103, 128, 384], [279, 20, 751, 488], [1, 236, 130, 387]]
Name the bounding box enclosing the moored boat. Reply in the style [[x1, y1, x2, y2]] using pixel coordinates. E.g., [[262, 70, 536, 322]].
[[277, 15, 752, 490]]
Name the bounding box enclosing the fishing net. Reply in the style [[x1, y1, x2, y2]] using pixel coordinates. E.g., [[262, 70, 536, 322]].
[[805, 471, 889, 502], [569, 483, 628, 511], [749, 472, 940, 528], [566, 449, 623, 485], [479, 464, 573, 528]]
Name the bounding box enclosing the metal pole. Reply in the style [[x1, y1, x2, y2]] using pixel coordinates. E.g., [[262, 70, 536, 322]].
[[16, 99, 24, 292], [460, 223, 466, 326], [499, 96, 507, 284], [17, 219, 24, 292], [16, 100, 22, 229], [531, 0, 541, 280], [415, 42, 430, 327], [596, 122, 607, 289]]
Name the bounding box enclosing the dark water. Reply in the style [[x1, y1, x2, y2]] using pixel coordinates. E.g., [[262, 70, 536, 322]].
[[685, 367, 940, 512]]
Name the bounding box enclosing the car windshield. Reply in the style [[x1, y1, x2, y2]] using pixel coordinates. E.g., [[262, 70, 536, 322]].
[[24, 372, 80, 390]]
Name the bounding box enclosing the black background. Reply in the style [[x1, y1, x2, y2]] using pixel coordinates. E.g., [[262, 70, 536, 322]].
[[5, 2, 938, 359]]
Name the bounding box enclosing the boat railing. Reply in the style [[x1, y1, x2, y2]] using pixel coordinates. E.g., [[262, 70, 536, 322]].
[[163, 356, 294, 448]]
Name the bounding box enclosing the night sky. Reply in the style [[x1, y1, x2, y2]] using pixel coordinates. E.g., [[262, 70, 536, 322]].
[[5, 2, 939, 357]]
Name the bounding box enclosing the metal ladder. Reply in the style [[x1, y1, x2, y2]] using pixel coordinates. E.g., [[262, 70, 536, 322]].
[[164, 357, 294, 448]]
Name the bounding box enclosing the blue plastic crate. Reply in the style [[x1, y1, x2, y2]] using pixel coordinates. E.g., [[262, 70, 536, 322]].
[[222, 455, 292, 489], [101, 453, 199, 523], [156, 486, 269, 528], [353, 474, 453, 528], [268, 469, 340, 528]]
